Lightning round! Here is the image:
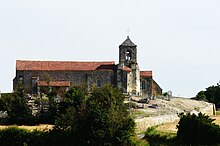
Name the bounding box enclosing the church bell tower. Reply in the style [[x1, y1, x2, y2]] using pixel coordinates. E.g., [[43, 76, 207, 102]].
[[119, 36, 137, 67], [117, 36, 140, 95]]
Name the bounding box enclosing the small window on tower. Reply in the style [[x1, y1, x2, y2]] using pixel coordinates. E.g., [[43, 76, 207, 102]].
[[125, 50, 131, 61]]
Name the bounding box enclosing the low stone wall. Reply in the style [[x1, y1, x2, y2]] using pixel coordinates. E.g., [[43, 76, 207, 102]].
[[135, 114, 179, 133], [200, 103, 216, 116], [135, 102, 216, 133]]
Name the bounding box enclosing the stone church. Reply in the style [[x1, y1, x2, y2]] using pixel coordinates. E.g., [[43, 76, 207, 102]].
[[13, 36, 162, 97]]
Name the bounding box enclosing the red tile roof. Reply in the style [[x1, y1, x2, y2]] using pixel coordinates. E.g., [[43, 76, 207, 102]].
[[37, 81, 70, 87], [16, 60, 115, 71], [140, 71, 152, 77], [122, 66, 132, 72]]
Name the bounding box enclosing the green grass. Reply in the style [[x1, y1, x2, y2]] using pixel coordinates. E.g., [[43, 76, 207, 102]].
[[131, 110, 145, 119], [131, 136, 149, 146], [144, 126, 177, 146], [130, 109, 154, 119], [216, 110, 220, 115]]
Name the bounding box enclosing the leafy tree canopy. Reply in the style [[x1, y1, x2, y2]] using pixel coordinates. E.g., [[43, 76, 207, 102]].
[[55, 85, 135, 145], [0, 82, 33, 125], [177, 112, 220, 145], [196, 82, 220, 108]]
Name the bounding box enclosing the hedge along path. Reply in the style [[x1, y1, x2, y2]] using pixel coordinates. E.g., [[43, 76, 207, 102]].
[[0, 124, 53, 131]]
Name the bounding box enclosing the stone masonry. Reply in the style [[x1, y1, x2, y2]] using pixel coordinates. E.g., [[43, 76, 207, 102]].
[[13, 36, 162, 97]]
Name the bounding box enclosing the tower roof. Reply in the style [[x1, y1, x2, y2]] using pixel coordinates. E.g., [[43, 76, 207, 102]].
[[120, 36, 136, 47]]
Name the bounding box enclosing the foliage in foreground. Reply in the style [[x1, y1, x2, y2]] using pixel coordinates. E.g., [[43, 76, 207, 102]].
[[55, 85, 135, 145], [145, 113, 220, 145], [0, 85, 136, 145], [0, 127, 149, 146], [0, 86, 136, 146], [0, 126, 78, 146], [0, 83, 34, 125], [177, 112, 220, 145]]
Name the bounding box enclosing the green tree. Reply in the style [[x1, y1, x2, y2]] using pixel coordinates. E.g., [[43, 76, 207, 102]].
[[1, 82, 34, 125], [0, 93, 13, 112], [177, 112, 220, 145], [47, 90, 58, 123], [196, 83, 220, 109], [58, 87, 85, 115], [36, 90, 59, 124], [196, 91, 207, 101], [55, 87, 86, 131], [84, 85, 135, 145], [55, 85, 135, 145]]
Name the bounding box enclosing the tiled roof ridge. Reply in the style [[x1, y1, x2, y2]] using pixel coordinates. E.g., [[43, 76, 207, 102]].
[[16, 60, 115, 63], [16, 60, 115, 71], [140, 70, 153, 77]]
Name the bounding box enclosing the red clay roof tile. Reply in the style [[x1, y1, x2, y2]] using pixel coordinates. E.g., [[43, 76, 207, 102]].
[[16, 60, 115, 71], [140, 71, 152, 77], [122, 66, 132, 72]]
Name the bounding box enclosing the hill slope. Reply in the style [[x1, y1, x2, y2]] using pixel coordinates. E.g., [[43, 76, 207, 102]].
[[132, 97, 215, 133]]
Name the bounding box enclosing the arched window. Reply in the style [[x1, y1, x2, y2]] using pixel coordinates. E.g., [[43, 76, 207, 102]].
[[96, 79, 102, 88], [142, 80, 147, 90], [125, 50, 131, 61]]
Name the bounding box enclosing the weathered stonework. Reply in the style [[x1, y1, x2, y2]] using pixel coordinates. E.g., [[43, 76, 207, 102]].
[[13, 36, 162, 97], [14, 70, 115, 94], [140, 77, 153, 97]]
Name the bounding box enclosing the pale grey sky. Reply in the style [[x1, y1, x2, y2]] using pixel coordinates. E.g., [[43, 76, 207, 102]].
[[0, 0, 220, 97]]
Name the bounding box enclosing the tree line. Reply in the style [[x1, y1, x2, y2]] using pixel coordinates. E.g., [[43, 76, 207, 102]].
[[195, 82, 220, 109], [0, 84, 136, 145], [1, 82, 220, 145]]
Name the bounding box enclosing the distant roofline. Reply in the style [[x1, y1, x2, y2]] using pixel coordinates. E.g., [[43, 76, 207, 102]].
[[16, 60, 115, 63]]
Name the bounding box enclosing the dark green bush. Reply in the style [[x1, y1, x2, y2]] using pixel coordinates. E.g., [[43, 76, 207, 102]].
[[0, 127, 30, 146], [177, 112, 220, 145], [0, 127, 77, 146]]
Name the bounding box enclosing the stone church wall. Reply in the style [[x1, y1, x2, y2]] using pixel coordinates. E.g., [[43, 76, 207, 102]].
[[140, 77, 153, 97], [14, 70, 115, 94], [86, 70, 116, 92], [152, 80, 162, 96]]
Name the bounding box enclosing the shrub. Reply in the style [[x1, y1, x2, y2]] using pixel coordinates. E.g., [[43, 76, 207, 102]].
[[0, 127, 73, 146], [177, 112, 220, 145], [0, 127, 30, 146]]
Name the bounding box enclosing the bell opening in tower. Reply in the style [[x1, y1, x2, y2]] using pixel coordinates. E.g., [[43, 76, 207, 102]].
[[125, 50, 131, 61]]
